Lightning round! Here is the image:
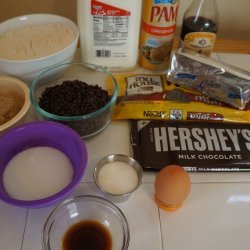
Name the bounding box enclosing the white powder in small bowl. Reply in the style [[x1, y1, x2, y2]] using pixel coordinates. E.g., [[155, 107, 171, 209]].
[[3, 146, 73, 200], [97, 161, 139, 195], [0, 23, 75, 60]]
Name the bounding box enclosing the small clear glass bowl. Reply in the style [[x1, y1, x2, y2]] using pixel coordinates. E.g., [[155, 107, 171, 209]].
[[30, 62, 118, 138], [42, 195, 130, 250]]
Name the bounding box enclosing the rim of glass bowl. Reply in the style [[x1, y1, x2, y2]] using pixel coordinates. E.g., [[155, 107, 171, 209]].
[[42, 195, 130, 250], [30, 62, 118, 121]]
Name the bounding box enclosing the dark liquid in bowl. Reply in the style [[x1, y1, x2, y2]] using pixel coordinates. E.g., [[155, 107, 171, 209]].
[[62, 220, 112, 250]]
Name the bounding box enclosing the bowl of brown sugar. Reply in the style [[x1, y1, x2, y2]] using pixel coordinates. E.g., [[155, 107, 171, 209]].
[[0, 75, 30, 134]]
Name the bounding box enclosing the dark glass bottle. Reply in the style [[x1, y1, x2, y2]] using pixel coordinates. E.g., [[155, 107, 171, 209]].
[[179, 0, 219, 56]]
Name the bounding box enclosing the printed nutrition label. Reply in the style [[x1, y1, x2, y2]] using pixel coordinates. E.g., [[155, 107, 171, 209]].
[[93, 16, 129, 58], [91, 0, 131, 58]]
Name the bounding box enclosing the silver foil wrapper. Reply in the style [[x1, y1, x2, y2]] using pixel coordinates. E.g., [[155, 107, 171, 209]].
[[167, 51, 250, 109]]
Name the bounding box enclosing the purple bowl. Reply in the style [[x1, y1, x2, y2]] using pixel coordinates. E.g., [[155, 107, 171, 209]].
[[0, 121, 88, 208]]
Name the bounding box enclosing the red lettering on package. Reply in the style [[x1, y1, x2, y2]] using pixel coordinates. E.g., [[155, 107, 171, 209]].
[[91, 0, 130, 16], [142, 21, 176, 36]]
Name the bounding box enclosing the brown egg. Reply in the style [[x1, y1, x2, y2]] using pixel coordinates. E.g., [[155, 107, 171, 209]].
[[154, 165, 191, 211]]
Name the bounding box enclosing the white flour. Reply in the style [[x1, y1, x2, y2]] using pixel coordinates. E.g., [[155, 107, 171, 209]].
[[0, 23, 75, 60]]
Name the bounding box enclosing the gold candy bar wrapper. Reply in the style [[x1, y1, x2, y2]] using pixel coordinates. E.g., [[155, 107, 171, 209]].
[[167, 51, 250, 109], [107, 73, 250, 123]]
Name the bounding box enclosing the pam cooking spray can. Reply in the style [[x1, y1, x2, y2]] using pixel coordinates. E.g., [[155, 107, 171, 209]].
[[139, 0, 179, 71]]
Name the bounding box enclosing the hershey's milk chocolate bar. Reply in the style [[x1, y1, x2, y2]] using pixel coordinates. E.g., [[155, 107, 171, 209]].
[[131, 120, 250, 172]]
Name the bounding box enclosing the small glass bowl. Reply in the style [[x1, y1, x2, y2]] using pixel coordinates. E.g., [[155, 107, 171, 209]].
[[30, 62, 118, 138], [42, 195, 130, 250]]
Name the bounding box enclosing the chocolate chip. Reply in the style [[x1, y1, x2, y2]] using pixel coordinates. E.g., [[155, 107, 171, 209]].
[[39, 80, 110, 116], [38, 79, 112, 137]]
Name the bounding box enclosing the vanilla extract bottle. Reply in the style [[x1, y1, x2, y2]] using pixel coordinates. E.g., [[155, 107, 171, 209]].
[[179, 0, 219, 56]]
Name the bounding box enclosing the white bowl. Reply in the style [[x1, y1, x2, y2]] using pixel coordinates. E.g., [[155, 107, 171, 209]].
[[0, 14, 79, 84], [0, 76, 30, 134]]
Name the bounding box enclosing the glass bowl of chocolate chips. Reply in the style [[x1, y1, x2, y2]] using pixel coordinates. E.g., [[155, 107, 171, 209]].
[[30, 62, 118, 138]]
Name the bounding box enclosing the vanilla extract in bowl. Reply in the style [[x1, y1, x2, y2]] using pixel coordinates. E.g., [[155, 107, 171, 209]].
[[62, 220, 112, 250]]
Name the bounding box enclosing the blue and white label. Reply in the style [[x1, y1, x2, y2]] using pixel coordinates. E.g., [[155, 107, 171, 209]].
[[176, 73, 197, 80], [154, 0, 176, 4], [148, 38, 159, 47]]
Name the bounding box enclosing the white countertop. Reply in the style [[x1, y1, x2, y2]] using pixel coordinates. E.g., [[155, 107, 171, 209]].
[[1, 51, 250, 250]]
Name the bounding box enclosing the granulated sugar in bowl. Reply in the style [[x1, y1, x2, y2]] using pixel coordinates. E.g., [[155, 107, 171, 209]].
[[0, 121, 88, 208]]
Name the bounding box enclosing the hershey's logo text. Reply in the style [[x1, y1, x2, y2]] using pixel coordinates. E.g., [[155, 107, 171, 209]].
[[153, 127, 250, 152]]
